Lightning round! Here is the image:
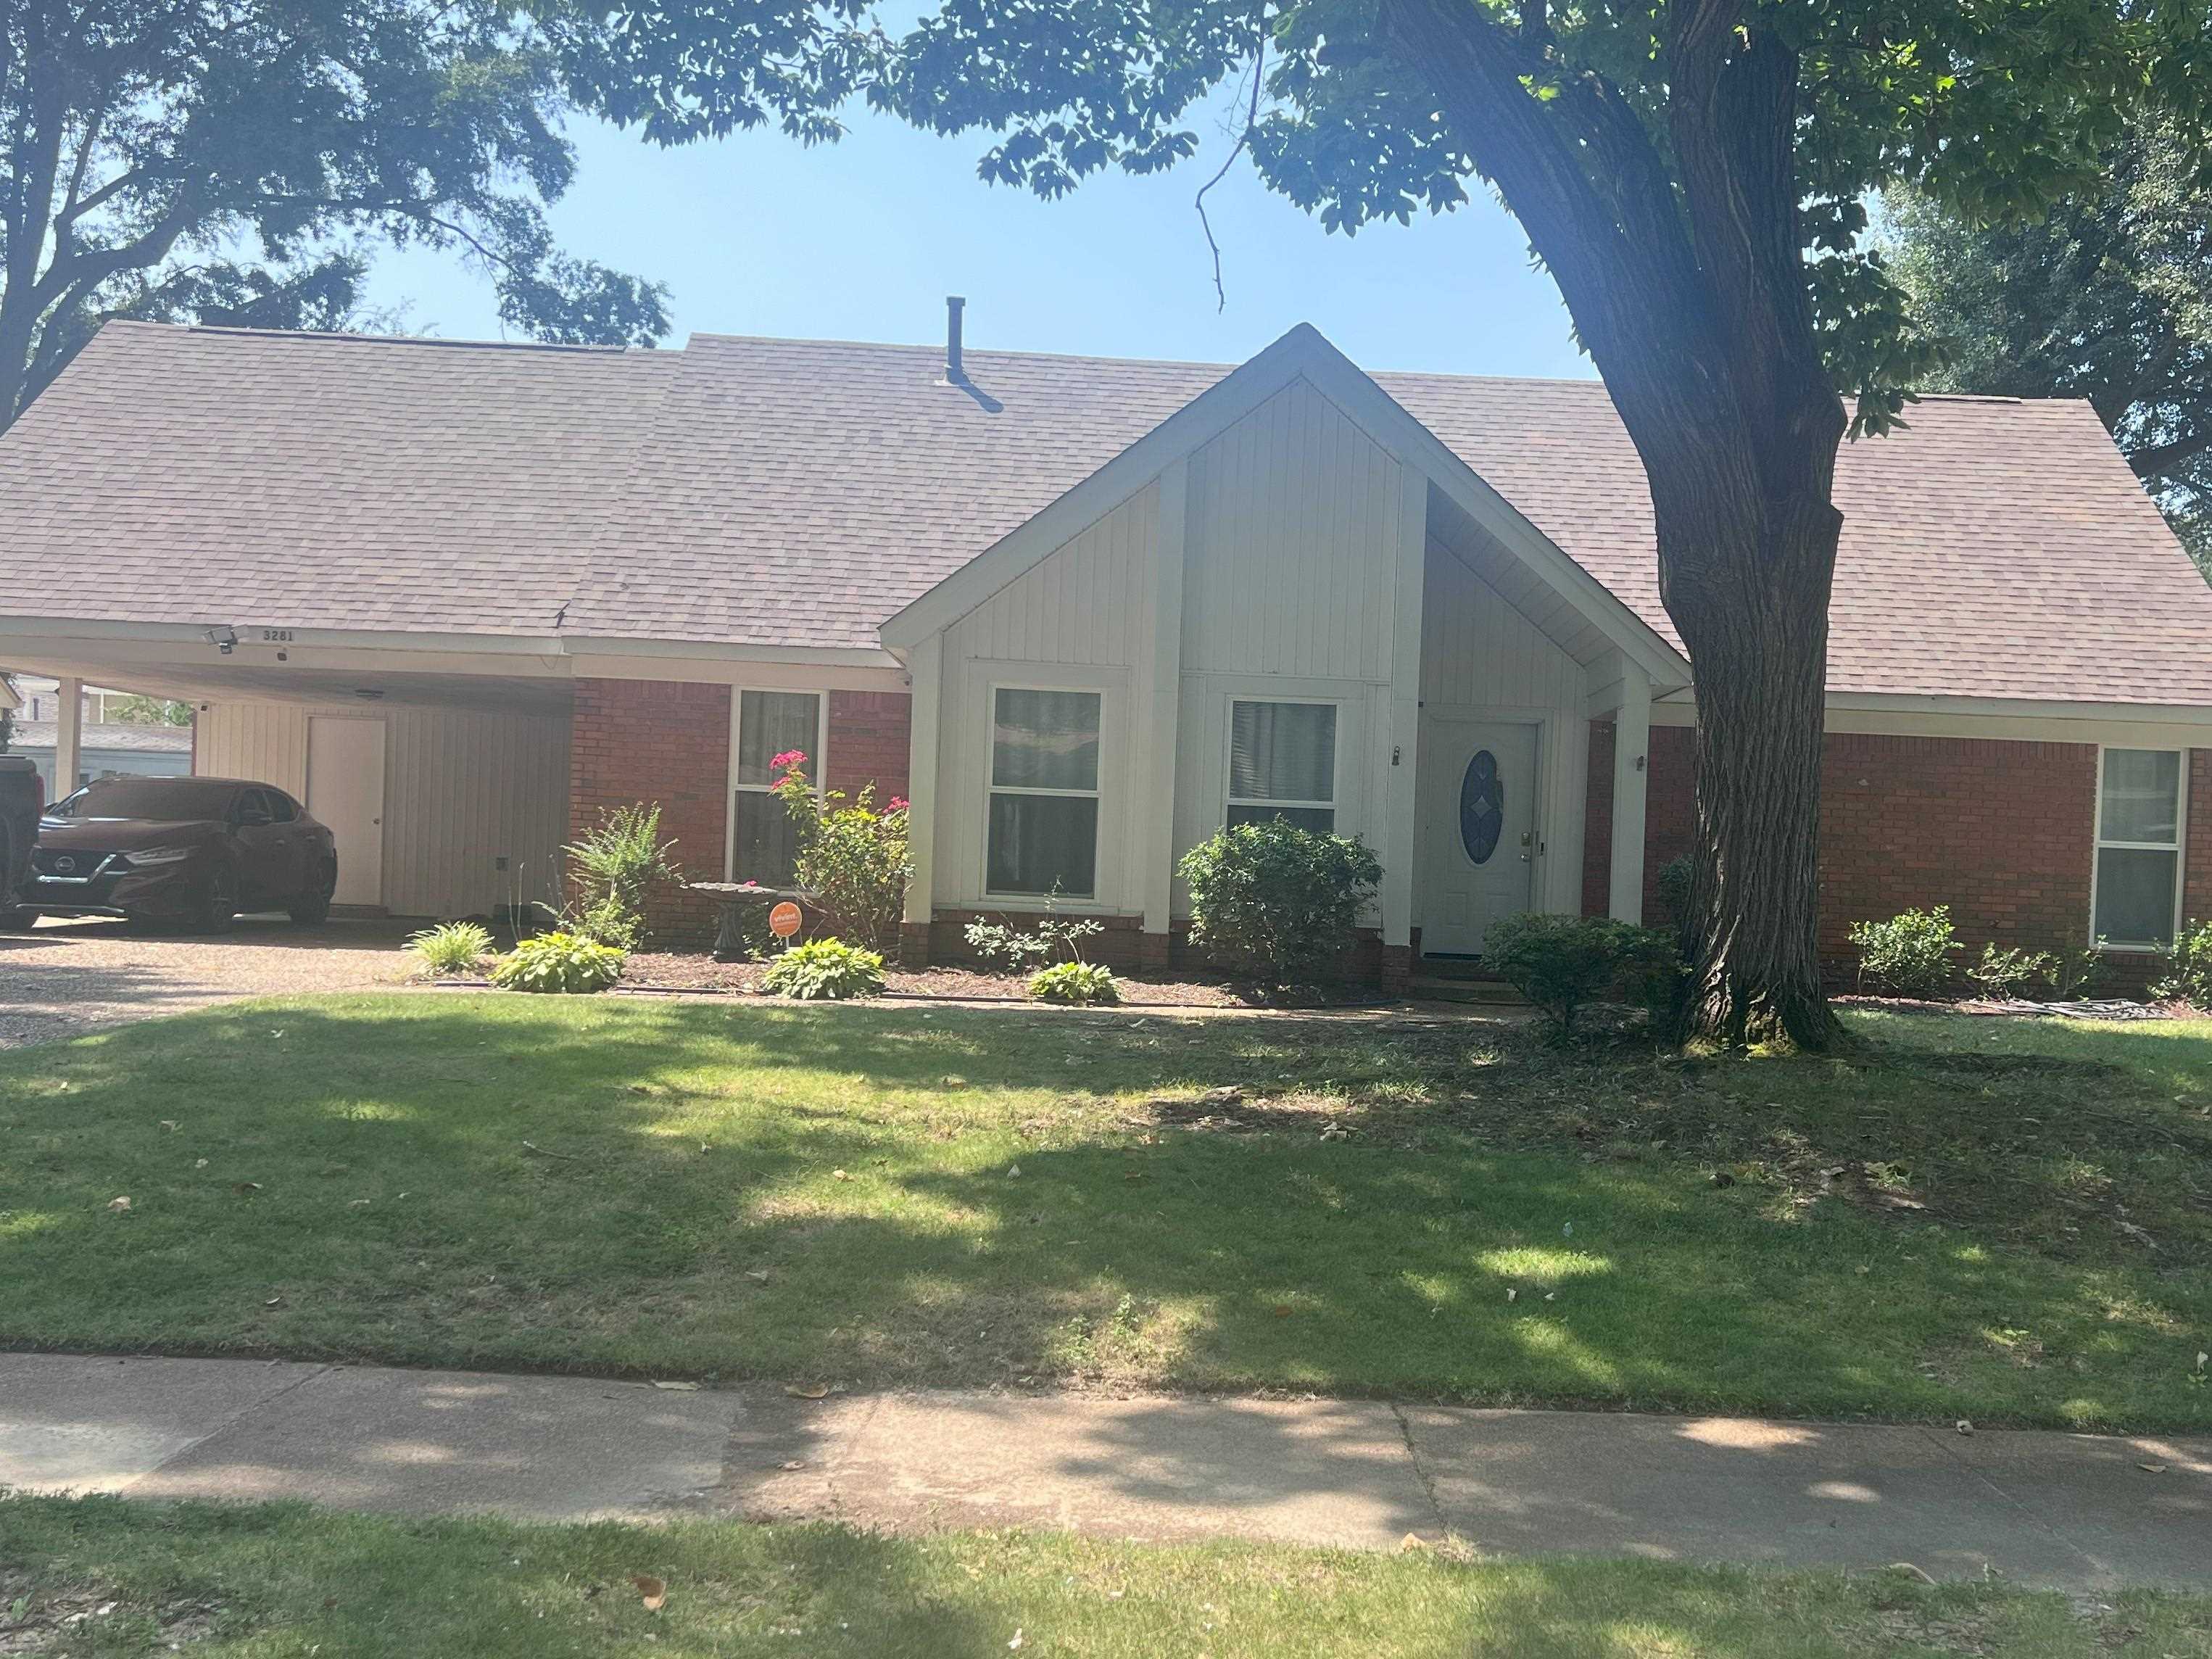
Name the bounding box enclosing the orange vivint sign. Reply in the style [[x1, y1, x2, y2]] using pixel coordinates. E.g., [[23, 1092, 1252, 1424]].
[[769, 901, 803, 940]]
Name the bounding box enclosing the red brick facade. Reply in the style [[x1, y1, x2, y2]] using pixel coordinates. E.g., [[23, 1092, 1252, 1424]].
[[568, 679, 913, 948], [1585, 721, 2211, 983]]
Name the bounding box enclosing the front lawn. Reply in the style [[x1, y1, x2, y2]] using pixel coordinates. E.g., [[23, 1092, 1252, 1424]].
[[0, 996, 2205, 1427], [4, 1494, 2208, 1658]]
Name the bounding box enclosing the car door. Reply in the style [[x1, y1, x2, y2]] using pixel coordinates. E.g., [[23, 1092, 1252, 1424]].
[[230, 789, 295, 909], [262, 790, 315, 902]]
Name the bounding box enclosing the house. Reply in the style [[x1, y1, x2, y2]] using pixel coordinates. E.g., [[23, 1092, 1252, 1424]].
[[4, 674, 194, 795], [2, 315, 2208, 982]]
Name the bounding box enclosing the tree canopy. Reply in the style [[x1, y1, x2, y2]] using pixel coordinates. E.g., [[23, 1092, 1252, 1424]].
[[1886, 118, 2212, 574], [0, 0, 873, 428]]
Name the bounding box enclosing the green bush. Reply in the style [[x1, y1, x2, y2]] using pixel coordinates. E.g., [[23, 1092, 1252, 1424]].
[[1846, 906, 1962, 998], [489, 931, 626, 994], [563, 803, 682, 948], [1965, 942, 2055, 1000], [771, 753, 911, 953], [1483, 913, 1681, 1038], [760, 938, 886, 1000], [404, 920, 494, 977], [1178, 820, 1383, 985], [1028, 960, 1121, 1004], [964, 887, 1103, 973], [2152, 918, 2212, 1009], [2045, 932, 2112, 998], [1654, 854, 1694, 930]]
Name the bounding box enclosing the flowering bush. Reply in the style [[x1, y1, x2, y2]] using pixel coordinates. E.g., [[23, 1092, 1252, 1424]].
[[770, 752, 911, 952]]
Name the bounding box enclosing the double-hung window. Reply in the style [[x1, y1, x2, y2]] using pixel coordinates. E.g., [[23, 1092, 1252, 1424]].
[[729, 690, 822, 887], [2093, 748, 2184, 948], [987, 687, 1101, 897], [1226, 700, 1338, 832]]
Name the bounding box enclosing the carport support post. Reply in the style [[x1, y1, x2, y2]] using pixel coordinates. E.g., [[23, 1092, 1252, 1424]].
[[54, 677, 83, 796], [1607, 661, 1652, 924], [1378, 467, 1428, 990], [1136, 460, 1188, 971]]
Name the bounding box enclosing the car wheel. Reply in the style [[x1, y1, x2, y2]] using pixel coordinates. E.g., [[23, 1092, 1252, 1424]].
[[194, 865, 239, 935], [289, 861, 336, 925]]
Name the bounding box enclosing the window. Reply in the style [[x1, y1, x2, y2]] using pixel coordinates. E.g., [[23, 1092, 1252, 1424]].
[[2094, 748, 2184, 948], [728, 690, 822, 887], [1225, 700, 1337, 833], [987, 687, 1101, 896]]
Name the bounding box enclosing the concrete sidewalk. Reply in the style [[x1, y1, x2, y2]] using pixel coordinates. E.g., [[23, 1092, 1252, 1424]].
[[1, 1352, 2205, 1592]]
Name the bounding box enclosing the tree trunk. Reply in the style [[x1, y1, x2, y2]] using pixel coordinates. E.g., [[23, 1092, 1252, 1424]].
[[1650, 447, 1846, 1049]]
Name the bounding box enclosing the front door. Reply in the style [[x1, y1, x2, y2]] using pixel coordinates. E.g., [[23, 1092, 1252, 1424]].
[[1420, 718, 1538, 956], [307, 716, 386, 908]]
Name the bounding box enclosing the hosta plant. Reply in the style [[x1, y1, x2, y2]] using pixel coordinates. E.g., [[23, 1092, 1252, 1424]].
[[489, 931, 626, 994], [1028, 960, 1120, 1005], [760, 938, 885, 1001]]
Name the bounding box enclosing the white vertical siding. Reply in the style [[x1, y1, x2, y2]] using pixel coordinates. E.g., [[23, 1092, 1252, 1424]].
[[1420, 535, 1586, 712], [1182, 380, 1401, 680], [195, 699, 571, 917], [953, 485, 1156, 666]]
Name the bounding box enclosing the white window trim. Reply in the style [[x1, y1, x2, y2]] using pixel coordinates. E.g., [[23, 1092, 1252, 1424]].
[[724, 689, 829, 883], [2089, 744, 2188, 952], [1222, 695, 1346, 830], [982, 679, 1106, 904]]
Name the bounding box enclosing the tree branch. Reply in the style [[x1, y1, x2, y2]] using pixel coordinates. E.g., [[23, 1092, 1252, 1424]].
[[1194, 34, 1264, 311]]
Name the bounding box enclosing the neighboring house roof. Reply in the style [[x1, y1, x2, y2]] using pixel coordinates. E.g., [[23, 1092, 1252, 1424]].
[[12, 721, 194, 753], [3, 319, 2208, 703]]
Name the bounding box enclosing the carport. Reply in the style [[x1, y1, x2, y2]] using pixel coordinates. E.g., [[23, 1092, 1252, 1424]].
[[9, 627, 573, 919]]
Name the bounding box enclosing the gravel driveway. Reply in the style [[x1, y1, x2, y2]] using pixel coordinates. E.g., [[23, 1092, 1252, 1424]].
[[0, 915, 414, 1049]]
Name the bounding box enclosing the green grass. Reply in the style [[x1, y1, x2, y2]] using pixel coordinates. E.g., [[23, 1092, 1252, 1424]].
[[0, 995, 2206, 1428], [3, 1494, 2208, 1658]]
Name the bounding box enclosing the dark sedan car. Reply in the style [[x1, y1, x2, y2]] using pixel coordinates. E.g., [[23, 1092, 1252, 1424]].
[[22, 776, 338, 932]]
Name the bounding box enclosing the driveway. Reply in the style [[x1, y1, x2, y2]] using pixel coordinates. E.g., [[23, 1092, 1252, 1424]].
[[0, 914, 413, 1048]]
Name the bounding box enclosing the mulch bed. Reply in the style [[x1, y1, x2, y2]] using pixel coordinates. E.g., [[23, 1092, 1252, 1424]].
[[1831, 993, 2195, 1022], [619, 951, 1271, 1007]]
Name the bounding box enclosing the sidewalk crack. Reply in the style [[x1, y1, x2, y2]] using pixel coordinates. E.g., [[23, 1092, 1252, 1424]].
[[1911, 1425, 2108, 1581], [821, 1392, 887, 1524], [122, 1362, 338, 1492], [1390, 1402, 1449, 1539]]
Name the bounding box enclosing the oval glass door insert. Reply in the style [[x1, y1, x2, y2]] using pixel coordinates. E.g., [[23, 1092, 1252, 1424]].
[[1459, 750, 1505, 864]]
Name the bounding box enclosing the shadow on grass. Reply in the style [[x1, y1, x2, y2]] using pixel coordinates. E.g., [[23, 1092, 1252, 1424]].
[[0, 997, 2206, 1429]]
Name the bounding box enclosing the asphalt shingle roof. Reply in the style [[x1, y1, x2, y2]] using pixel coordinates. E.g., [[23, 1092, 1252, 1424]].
[[4, 320, 2209, 705]]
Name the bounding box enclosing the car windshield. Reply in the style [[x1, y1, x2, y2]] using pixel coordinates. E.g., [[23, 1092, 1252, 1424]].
[[52, 778, 236, 821]]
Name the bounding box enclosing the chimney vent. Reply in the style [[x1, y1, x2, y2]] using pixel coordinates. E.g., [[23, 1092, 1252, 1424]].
[[945, 295, 966, 383]]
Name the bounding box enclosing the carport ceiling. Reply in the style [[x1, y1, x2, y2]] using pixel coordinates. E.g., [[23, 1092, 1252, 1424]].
[[9, 659, 574, 714]]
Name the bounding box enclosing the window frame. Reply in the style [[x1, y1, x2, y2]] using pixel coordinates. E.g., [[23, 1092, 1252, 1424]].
[[723, 688, 829, 884], [1220, 695, 1346, 834], [982, 679, 1106, 903], [2090, 744, 2188, 952]]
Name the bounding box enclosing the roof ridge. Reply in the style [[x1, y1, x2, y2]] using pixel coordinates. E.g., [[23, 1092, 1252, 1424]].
[[104, 319, 651, 356]]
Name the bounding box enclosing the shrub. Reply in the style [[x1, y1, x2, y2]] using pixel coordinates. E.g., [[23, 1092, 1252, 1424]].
[[771, 753, 911, 952], [2152, 919, 2212, 1009], [1846, 906, 1962, 998], [2045, 932, 2112, 998], [563, 804, 682, 948], [964, 887, 1103, 973], [1484, 913, 1681, 1038], [760, 937, 885, 1000], [489, 931, 626, 994], [1029, 960, 1121, 1004], [1654, 854, 1695, 930], [1965, 943, 2055, 1000], [405, 920, 494, 977], [1178, 820, 1383, 985]]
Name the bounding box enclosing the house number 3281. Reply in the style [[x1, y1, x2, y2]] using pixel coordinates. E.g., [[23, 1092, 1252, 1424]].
[[258, 629, 294, 643]]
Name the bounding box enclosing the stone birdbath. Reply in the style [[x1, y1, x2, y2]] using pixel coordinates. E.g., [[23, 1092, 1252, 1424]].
[[684, 882, 816, 962]]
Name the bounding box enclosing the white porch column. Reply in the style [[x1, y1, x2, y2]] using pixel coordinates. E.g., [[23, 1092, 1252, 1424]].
[[1607, 659, 1652, 922], [900, 634, 943, 959], [1379, 466, 1429, 957], [54, 676, 83, 798], [1136, 461, 1189, 964]]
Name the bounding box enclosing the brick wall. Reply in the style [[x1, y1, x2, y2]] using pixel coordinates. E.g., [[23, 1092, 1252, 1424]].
[[569, 679, 915, 951], [571, 678, 732, 947], [1581, 724, 2198, 979], [2188, 750, 2212, 932], [824, 691, 911, 805]]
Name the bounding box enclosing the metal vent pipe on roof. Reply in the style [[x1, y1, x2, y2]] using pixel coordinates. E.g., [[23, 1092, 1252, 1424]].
[[945, 296, 966, 383]]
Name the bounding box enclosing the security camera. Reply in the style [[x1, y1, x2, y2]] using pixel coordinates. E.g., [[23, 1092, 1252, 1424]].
[[202, 625, 238, 655]]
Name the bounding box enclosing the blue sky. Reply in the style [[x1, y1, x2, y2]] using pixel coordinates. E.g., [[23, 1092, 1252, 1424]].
[[365, 107, 1594, 379]]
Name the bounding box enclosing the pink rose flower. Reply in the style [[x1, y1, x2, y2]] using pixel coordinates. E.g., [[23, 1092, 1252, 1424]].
[[771, 749, 807, 771], [888, 796, 909, 811]]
